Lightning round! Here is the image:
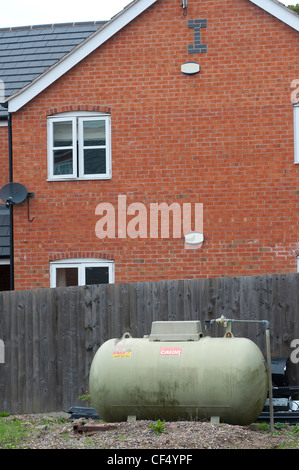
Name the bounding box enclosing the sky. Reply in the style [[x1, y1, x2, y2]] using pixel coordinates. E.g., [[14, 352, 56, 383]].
[[0, 0, 132, 28], [0, 0, 298, 28]]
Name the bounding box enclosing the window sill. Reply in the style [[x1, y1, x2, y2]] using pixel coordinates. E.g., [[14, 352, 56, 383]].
[[47, 175, 112, 182]]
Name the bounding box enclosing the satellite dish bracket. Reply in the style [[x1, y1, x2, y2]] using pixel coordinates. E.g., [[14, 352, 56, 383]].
[[0, 182, 35, 222], [27, 192, 35, 222]]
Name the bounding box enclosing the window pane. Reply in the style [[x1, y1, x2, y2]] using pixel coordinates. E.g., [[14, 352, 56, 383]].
[[54, 149, 73, 175], [56, 268, 78, 287], [53, 121, 73, 147], [85, 266, 109, 285], [83, 120, 106, 146], [84, 149, 106, 175]]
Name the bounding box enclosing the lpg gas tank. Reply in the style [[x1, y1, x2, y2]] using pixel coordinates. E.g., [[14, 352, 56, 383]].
[[89, 321, 268, 425]]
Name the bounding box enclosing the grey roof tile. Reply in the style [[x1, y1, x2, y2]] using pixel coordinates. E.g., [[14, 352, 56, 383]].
[[0, 248, 9, 257], [0, 21, 106, 117], [0, 206, 10, 258]]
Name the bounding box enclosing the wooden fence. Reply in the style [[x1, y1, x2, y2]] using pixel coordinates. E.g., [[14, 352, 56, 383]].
[[0, 273, 299, 414]]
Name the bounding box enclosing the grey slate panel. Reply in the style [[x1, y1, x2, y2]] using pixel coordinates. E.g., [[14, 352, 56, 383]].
[[0, 21, 107, 117], [0, 205, 10, 258]]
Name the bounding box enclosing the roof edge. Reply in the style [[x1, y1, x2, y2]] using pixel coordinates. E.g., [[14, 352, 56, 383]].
[[249, 0, 299, 32], [0, 21, 106, 33], [6, 0, 158, 113]]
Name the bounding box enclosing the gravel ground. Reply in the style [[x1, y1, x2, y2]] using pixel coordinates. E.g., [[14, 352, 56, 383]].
[[2, 412, 299, 450]]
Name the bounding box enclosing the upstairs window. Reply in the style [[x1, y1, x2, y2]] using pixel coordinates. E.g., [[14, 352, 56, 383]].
[[47, 112, 111, 180]]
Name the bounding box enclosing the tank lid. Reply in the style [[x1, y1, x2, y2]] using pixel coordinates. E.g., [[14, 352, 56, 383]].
[[149, 321, 203, 342]]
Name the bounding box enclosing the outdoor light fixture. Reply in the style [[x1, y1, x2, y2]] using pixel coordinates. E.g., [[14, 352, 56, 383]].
[[181, 62, 200, 75]]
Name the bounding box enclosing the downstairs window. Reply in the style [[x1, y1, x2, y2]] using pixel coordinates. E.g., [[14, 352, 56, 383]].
[[50, 259, 114, 287]]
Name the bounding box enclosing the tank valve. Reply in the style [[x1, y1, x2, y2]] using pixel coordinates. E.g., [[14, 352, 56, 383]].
[[215, 315, 229, 327], [216, 316, 234, 338]]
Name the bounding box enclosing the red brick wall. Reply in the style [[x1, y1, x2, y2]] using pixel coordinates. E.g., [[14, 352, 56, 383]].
[[10, 0, 299, 289], [0, 123, 8, 189]]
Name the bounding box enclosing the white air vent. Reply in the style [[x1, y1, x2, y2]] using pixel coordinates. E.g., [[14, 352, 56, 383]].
[[181, 62, 200, 75]]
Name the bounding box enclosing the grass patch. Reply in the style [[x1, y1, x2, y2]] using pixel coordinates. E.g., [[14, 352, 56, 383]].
[[257, 422, 299, 435], [0, 418, 28, 449], [257, 421, 299, 448]]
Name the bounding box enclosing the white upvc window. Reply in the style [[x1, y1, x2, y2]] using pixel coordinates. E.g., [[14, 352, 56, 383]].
[[50, 258, 114, 288], [47, 112, 111, 180], [295, 105, 299, 164]]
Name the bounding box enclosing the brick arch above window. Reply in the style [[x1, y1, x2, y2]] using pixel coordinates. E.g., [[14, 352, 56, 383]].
[[47, 105, 112, 116], [49, 252, 115, 262], [49, 254, 115, 287]]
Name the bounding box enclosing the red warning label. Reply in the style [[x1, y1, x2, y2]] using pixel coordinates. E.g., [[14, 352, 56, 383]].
[[113, 346, 132, 358], [159, 347, 182, 356]]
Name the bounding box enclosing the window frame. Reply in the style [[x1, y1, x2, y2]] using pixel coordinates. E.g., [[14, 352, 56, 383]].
[[50, 258, 114, 288], [295, 105, 299, 164], [47, 112, 111, 180], [47, 116, 77, 179]]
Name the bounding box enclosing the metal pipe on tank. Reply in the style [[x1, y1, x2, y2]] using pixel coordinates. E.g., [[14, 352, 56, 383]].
[[206, 316, 274, 433], [265, 327, 274, 433]]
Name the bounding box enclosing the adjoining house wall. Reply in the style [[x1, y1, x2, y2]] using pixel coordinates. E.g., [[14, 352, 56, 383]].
[[0, 123, 8, 189], [9, 0, 299, 290], [0, 122, 11, 292]]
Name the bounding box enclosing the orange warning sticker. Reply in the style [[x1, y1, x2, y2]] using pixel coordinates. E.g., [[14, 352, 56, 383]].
[[113, 346, 132, 358]]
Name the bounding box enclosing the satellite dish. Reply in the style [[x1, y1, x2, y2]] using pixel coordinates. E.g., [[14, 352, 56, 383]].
[[0, 182, 28, 206]]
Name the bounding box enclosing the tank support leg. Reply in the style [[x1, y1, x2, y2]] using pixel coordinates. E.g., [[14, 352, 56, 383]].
[[127, 415, 137, 422], [210, 416, 220, 424]]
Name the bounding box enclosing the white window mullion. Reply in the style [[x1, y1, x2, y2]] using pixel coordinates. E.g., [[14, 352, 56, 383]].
[[79, 264, 86, 285]]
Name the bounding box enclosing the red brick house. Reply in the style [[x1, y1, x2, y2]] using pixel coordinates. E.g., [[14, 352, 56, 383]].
[[0, 0, 299, 291]]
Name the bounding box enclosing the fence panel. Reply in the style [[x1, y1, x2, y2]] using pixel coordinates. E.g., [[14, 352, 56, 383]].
[[0, 273, 298, 414]]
